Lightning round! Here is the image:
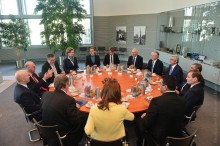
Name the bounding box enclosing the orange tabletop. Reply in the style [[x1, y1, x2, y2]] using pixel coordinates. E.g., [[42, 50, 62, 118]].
[[50, 69, 162, 113]]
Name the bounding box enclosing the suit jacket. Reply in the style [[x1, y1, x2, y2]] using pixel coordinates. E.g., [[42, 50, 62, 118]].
[[42, 61, 62, 84], [166, 64, 183, 87], [103, 53, 120, 66], [86, 55, 100, 67], [146, 59, 164, 75], [14, 84, 41, 121], [63, 57, 79, 74], [143, 92, 185, 145], [27, 73, 49, 97], [184, 83, 204, 117], [127, 55, 143, 69], [41, 90, 81, 135]]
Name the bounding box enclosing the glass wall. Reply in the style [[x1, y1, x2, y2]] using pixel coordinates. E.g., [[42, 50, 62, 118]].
[[158, 1, 220, 61], [0, 0, 93, 47]]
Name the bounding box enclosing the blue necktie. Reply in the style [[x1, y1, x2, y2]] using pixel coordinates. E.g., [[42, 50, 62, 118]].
[[151, 61, 155, 72], [169, 67, 173, 75]]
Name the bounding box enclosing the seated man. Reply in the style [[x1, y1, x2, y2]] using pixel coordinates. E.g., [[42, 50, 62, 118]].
[[166, 55, 183, 88], [127, 48, 143, 69], [42, 54, 64, 84], [63, 47, 79, 74], [86, 47, 100, 67], [178, 63, 204, 96], [41, 75, 84, 146], [146, 51, 164, 75], [103, 47, 120, 66], [184, 70, 204, 117], [25, 61, 51, 97], [14, 70, 41, 121], [136, 76, 185, 145]]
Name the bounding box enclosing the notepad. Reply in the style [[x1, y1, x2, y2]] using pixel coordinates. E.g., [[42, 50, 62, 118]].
[[77, 69, 84, 73], [75, 99, 88, 106]]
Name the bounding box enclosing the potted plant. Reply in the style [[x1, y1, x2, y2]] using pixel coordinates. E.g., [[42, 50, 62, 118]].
[[0, 15, 30, 68], [35, 0, 86, 65]]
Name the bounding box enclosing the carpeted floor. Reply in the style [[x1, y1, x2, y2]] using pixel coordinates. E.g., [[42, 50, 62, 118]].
[[0, 62, 220, 146], [0, 76, 16, 93]]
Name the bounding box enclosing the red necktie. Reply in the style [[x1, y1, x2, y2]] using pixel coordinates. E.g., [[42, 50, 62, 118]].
[[32, 74, 38, 83], [32, 74, 48, 91]]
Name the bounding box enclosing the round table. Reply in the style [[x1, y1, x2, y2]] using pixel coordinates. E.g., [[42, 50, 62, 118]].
[[50, 69, 162, 113]]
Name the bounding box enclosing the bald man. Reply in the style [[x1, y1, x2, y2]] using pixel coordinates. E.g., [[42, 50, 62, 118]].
[[14, 70, 42, 121], [25, 61, 51, 97], [127, 48, 143, 69]]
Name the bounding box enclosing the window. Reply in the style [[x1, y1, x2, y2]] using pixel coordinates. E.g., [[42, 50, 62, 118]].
[[81, 0, 91, 15], [22, 0, 40, 15], [28, 19, 44, 45], [0, 0, 93, 46], [0, 0, 18, 15], [80, 18, 92, 44]]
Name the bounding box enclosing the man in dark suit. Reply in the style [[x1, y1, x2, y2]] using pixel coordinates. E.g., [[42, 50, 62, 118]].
[[136, 76, 185, 145], [25, 61, 51, 97], [14, 70, 41, 121], [127, 48, 143, 69], [86, 47, 100, 67], [41, 75, 84, 146], [184, 70, 204, 117], [42, 54, 64, 84], [103, 47, 120, 66], [63, 47, 79, 74], [146, 51, 164, 75], [166, 55, 183, 87], [178, 63, 204, 96]]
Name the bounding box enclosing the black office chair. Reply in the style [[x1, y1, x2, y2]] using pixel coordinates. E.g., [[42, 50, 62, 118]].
[[33, 118, 67, 146], [18, 104, 41, 142], [165, 129, 197, 146], [185, 105, 201, 124], [183, 105, 201, 135], [118, 48, 127, 55], [86, 136, 128, 146], [78, 47, 89, 61]]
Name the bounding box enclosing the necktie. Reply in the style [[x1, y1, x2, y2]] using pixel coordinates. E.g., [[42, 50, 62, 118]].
[[169, 67, 173, 75], [32, 74, 48, 91], [52, 65, 58, 74], [111, 55, 114, 64], [132, 57, 135, 65], [151, 61, 155, 72], [32, 74, 38, 83]]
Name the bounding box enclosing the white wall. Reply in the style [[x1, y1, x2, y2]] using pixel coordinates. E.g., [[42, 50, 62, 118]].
[[93, 0, 219, 16]]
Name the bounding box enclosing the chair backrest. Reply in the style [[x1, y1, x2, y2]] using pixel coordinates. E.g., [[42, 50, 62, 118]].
[[87, 136, 126, 146], [118, 47, 127, 52], [185, 105, 201, 124], [79, 47, 88, 52], [33, 118, 64, 146], [166, 129, 197, 146], [18, 104, 32, 122], [97, 46, 106, 52]]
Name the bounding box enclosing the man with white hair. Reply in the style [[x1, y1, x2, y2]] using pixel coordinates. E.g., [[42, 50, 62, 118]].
[[166, 55, 183, 87], [146, 51, 164, 75], [25, 61, 51, 97], [14, 70, 41, 121], [127, 48, 143, 69]]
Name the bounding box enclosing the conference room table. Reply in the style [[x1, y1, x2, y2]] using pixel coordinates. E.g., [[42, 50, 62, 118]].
[[50, 68, 162, 113]]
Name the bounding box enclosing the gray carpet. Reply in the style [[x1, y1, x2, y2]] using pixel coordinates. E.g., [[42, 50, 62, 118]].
[[0, 61, 220, 146]]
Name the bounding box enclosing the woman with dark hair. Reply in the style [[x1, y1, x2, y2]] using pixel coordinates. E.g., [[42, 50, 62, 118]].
[[84, 78, 134, 141]]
